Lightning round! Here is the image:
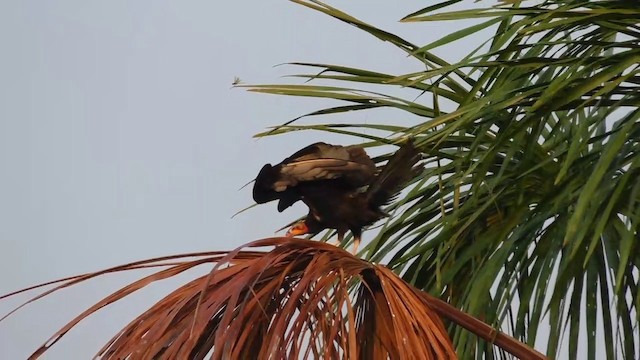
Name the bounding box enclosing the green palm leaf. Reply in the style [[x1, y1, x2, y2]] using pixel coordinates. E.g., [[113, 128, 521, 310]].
[[248, 1, 640, 358]]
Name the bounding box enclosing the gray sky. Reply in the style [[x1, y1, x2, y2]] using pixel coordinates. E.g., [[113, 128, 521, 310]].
[[0, 1, 579, 359], [0, 1, 460, 358]]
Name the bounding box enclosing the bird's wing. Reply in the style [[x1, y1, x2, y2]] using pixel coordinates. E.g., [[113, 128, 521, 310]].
[[252, 142, 376, 212], [365, 140, 422, 208], [277, 158, 374, 187], [265, 143, 375, 192], [281, 142, 331, 163]]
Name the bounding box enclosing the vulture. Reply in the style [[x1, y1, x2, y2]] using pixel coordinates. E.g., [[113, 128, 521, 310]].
[[253, 141, 421, 253]]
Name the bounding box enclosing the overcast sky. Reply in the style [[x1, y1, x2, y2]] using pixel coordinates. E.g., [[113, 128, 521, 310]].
[[0, 1, 588, 359]]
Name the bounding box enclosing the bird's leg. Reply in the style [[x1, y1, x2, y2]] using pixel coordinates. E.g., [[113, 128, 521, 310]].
[[329, 231, 344, 246], [327, 231, 344, 246], [351, 235, 361, 255]]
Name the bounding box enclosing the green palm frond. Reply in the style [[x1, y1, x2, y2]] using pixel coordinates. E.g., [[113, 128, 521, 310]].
[[248, 1, 640, 358]]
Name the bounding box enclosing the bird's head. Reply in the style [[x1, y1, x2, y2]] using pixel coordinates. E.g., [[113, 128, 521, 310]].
[[286, 221, 310, 237]]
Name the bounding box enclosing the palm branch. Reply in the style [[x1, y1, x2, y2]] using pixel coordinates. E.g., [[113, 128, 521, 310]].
[[243, 1, 640, 358], [1, 238, 548, 359]]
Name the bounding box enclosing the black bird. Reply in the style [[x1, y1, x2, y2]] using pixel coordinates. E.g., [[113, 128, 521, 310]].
[[253, 141, 421, 253]]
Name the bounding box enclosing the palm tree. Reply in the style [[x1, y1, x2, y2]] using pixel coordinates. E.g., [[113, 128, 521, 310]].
[[2, 1, 638, 358], [245, 1, 640, 358]]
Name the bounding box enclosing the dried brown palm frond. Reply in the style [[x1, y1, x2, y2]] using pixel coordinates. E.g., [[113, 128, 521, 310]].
[[1, 238, 546, 359]]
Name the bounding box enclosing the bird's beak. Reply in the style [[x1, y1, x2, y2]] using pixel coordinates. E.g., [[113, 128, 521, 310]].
[[286, 222, 309, 237]]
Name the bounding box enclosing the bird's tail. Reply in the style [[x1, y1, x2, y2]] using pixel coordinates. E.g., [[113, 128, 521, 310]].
[[366, 140, 421, 208]]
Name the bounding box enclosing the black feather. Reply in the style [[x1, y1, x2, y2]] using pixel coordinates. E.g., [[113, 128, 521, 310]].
[[252, 164, 280, 203], [366, 141, 421, 208]]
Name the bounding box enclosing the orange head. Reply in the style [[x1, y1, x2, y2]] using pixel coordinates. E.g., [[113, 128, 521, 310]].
[[286, 221, 309, 237]]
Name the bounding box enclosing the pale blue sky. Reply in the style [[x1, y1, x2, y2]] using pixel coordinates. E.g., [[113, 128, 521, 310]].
[[0, 1, 586, 359]]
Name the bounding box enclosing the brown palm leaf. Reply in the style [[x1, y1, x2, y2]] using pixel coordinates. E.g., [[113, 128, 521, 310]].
[[1, 238, 546, 359]]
